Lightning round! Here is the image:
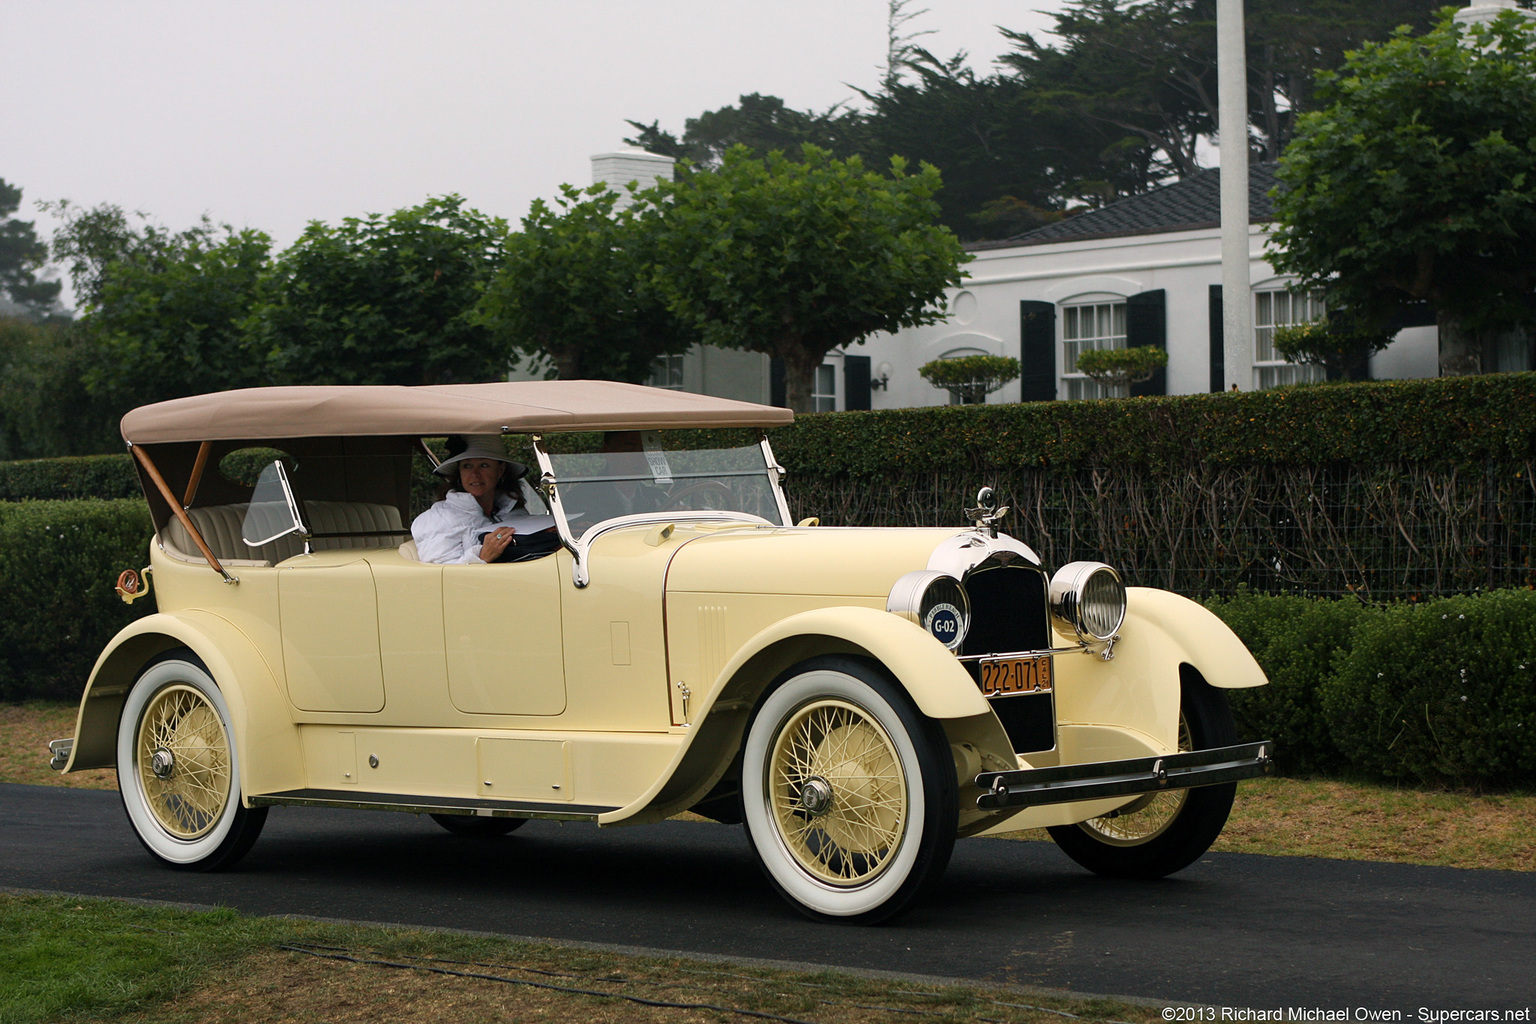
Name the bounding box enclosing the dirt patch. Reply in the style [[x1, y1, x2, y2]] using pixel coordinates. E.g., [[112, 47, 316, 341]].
[[128, 946, 1159, 1024], [0, 701, 116, 790]]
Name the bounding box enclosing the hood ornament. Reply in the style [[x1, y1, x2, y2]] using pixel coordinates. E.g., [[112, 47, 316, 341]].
[[964, 486, 1010, 538]]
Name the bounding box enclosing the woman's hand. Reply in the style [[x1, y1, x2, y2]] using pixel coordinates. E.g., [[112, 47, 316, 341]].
[[478, 526, 517, 562]]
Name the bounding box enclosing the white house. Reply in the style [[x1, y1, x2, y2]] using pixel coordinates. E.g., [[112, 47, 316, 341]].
[[855, 163, 1442, 410]]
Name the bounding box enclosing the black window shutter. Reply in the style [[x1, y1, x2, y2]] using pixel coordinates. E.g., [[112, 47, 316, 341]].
[[1208, 285, 1224, 393], [844, 355, 872, 410], [770, 357, 786, 408], [1126, 289, 1167, 397], [1019, 300, 1057, 401]]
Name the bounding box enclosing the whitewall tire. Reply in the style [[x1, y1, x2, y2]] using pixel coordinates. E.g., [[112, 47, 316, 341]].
[[741, 656, 956, 923], [116, 652, 267, 870]]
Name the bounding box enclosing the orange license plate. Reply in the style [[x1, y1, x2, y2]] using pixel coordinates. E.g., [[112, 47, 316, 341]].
[[979, 655, 1053, 697]]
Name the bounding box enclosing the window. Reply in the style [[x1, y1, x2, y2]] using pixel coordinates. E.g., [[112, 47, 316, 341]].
[[812, 364, 836, 412], [1061, 301, 1126, 400], [648, 354, 686, 391], [1254, 290, 1326, 389]]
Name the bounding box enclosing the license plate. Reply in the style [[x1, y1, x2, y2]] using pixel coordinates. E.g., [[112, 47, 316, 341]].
[[979, 655, 1053, 697]]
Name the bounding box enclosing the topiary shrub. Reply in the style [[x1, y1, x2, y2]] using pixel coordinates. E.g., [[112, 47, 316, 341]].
[[1205, 590, 1364, 775], [917, 354, 1020, 404], [1321, 590, 1536, 787], [0, 499, 154, 702]]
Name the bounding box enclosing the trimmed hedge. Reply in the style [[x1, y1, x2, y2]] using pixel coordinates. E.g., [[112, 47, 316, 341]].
[[0, 499, 154, 702], [771, 373, 1536, 475], [1208, 588, 1536, 788], [0, 454, 139, 502]]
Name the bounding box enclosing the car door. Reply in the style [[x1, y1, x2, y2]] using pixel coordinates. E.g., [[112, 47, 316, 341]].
[[441, 555, 568, 716]]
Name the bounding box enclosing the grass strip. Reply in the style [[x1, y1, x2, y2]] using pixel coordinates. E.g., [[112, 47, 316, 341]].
[[0, 892, 1160, 1024]]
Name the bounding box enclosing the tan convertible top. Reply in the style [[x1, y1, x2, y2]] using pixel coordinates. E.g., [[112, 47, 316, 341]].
[[121, 380, 794, 443]]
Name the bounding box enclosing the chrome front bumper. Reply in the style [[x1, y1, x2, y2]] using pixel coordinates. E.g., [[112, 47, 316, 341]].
[[975, 740, 1275, 810]]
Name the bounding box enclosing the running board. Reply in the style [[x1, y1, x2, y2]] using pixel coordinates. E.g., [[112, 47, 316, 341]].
[[249, 788, 617, 822], [975, 741, 1275, 810]]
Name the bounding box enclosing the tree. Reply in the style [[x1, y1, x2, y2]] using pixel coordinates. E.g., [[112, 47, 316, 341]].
[[46, 201, 272, 410], [477, 184, 696, 382], [1270, 318, 1391, 381], [1072, 345, 1169, 396], [625, 94, 869, 170], [645, 145, 969, 412], [0, 317, 118, 457], [918, 354, 1020, 404], [254, 196, 510, 386], [1268, 11, 1536, 362], [0, 179, 62, 318]]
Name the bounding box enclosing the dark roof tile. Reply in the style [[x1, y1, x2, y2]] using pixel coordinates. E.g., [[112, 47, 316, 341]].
[[973, 163, 1278, 251]]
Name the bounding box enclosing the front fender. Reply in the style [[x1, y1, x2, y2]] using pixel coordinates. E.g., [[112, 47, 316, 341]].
[[601, 605, 990, 825], [1123, 587, 1267, 689], [62, 611, 302, 801]]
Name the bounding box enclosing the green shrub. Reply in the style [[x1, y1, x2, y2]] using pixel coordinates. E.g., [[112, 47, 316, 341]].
[[0, 499, 154, 702], [1205, 590, 1364, 774], [1321, 590, 1536, 787], [0, 454, 139, 501]]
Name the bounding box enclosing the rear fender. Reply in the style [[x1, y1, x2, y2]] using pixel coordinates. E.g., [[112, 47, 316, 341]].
[[62, 612, 301, 800]]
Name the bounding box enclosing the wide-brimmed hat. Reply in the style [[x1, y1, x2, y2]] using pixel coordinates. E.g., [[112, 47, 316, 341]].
[[433, 435, 529, 479]]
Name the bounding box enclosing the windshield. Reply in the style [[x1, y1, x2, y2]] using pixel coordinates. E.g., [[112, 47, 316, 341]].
[[542, 431, 787, 534]]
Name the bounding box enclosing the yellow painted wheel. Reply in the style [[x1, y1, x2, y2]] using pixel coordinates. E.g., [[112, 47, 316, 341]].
[[135, 684, 233, 840], [1047, 672, 1237, 879], [1075, 714, 1193, 846], [767, 698, 908, 886], [742, 657, 957, 922], [117, 653, 267, 870]]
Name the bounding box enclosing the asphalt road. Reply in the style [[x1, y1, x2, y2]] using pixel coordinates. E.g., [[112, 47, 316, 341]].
[[3, 783, 1532, 1011]]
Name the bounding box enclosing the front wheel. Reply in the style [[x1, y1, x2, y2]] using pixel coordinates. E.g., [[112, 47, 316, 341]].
[[116, 652, 267, 871], [1047, 670, 1237, 879], [741, 656, 957, 923]]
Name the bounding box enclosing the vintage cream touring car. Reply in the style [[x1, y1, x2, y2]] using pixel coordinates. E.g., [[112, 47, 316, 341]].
[[51, 381, 1273, 922]]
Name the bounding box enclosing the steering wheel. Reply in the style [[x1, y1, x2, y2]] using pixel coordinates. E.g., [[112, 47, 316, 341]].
[[663, 480, 734, 512]]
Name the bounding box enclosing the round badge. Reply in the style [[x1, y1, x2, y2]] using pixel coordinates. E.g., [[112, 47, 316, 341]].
[[924, 603, 964, 650]]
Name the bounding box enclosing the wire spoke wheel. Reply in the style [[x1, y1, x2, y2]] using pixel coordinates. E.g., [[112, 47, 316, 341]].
[[117, 652, 267, 871], [136, 684, 233, 840], [742, 657, 956, 923], [769, 699, 907, 886], [1047, 670, 1237, 879], [1075, 714, 1193, 846]]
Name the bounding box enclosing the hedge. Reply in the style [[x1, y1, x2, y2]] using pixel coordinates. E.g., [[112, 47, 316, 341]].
[[0, 499, 154, 702], [0, 454, 139, 502], [1209, 588, 1536, 788]]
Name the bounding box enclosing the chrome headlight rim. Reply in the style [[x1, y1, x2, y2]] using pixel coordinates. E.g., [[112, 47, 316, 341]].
[[887, 570, 971, 652], [1049, 561, 1126, 643]]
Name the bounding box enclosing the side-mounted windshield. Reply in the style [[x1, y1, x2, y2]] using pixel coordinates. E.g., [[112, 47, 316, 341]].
[[242, 461, 309, 548]]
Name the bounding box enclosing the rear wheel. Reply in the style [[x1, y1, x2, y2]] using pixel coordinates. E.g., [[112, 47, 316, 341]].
[[116, 652, 267, 870], [429, 814, 527, 837], [741, 656, 957, 923], [1047, 671, 1237, 879]]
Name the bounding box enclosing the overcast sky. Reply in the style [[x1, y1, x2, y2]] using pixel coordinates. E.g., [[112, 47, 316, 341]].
[[9, 0, 1067, 296]]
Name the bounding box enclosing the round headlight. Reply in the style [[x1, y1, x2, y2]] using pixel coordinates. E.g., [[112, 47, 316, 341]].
[[1049, 561, 1126, 642], [887, 570, 971, 651]]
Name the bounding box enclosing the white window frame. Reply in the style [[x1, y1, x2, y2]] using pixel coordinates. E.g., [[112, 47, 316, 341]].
[[811, 363, 837, 412], [1060, 298, 1127, 400], [1253, 288, 1327, 389], [648, 353, 686, 391]]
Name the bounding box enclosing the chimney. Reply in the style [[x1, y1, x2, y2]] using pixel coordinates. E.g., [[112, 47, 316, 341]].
[[590, 150, 676, 211]]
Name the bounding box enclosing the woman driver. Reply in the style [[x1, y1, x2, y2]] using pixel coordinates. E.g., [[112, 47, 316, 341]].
[[411, 435, 533, 564]]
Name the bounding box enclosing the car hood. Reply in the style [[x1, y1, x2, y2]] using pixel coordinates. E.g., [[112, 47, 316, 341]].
[[662, 525, 969, 598]]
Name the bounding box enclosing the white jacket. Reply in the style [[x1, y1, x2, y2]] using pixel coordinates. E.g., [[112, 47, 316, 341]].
[[411, 491, 526, 564]]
